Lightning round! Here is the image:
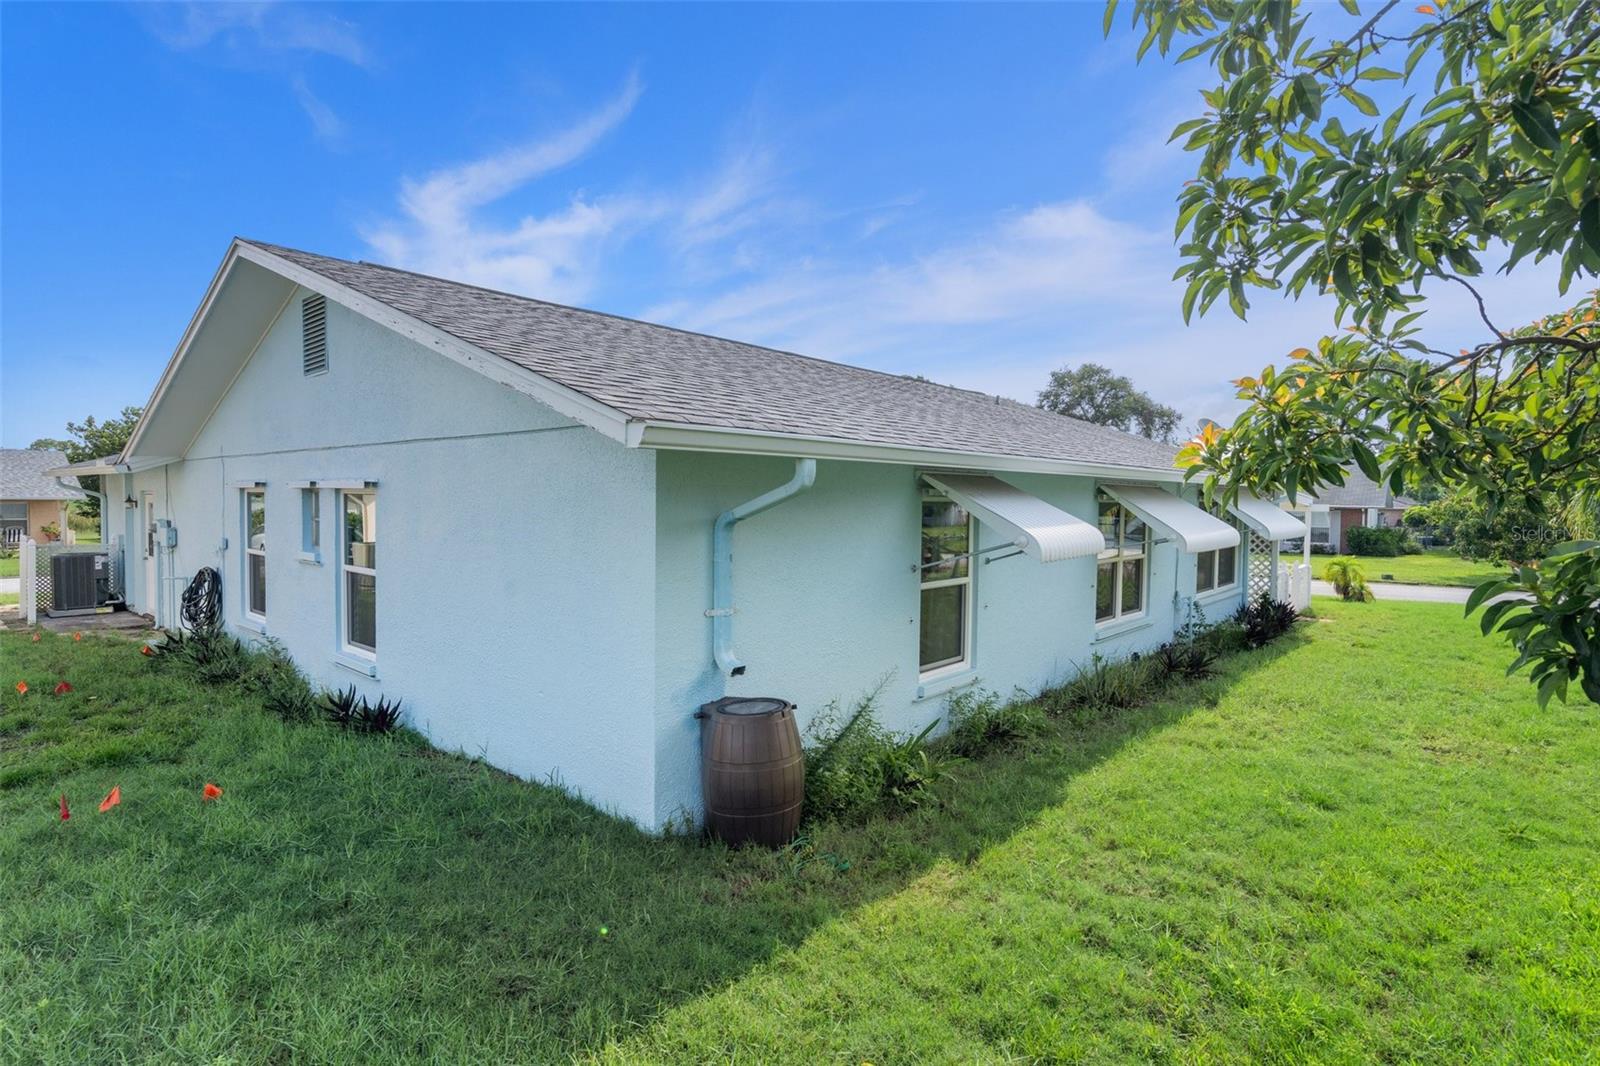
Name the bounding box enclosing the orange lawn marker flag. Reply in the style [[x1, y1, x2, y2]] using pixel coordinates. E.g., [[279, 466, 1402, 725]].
[[59, 794, 70, 821], [73, 632, 82, 642], [14, 681, 27, 697], [98, 786, 121, 813], [31, 632, 41, 643], [140, 644, 154, 656], [54, 681, 73, 696], [202, 782, 223, 801]]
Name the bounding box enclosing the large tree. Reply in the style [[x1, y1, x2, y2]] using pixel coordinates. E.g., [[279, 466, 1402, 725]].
[[1037, 362, 1184, 440], [1114, 0, 1600, 704], [30, 407, 143, 517]]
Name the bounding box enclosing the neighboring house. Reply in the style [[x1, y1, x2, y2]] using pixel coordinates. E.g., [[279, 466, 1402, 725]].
[[1280, 470, 1416, 553], [53, 238, 1304, 831], [0, 448, 87, 547]]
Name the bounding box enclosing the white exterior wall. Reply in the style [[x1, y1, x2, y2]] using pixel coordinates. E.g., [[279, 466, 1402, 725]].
[[125, 293, 660, 825], [650, 452, 1247, 828]]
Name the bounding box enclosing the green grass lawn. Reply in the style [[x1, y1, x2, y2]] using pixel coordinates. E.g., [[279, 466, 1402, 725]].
[[0, 554, 17, 578], [1281, 547, 1507, 587], [3, 605, 1596, 1063]]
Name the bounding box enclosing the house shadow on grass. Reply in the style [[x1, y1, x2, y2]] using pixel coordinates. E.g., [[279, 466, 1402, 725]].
[[1, 628, 1309, 1062], [370, 632, 1308, 1059]]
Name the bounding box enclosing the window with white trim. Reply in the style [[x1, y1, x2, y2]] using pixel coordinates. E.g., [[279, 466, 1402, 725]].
[[341, 490, 377, 655], [300, 487, 320, 555], [919, 489, 973, 674], [243, 488, 267, 620], [1196, 543, 1239, 594], [1095, 495, 1146, 623]]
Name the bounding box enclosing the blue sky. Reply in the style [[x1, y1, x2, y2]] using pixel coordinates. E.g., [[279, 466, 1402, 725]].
[[0, 2, 1567, 448]]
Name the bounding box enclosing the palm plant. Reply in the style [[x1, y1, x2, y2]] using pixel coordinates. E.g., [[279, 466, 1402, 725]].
[[1324, 557, 1374, 603]]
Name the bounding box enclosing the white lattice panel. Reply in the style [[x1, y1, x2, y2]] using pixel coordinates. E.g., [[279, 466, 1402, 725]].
[[1247, 532, 1275, 601]]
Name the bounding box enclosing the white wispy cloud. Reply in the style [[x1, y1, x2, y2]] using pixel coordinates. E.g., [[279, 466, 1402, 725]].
[[147, 2, 369, 67], [362, 73, 652, 302], [291, 76, 344, 144], [364, 72, 802, 304], [144, 2, 367, 144], [351, 65, 1576, 431]]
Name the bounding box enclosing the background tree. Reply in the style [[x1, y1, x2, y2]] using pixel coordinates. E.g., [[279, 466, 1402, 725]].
[[1037, 362, 1184, 441], [29, 407, 143, 517], [1117, 0, 1600, 704]]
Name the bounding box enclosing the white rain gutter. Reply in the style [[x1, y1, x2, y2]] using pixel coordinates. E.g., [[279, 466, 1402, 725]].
[[710, 458, 817, 677]]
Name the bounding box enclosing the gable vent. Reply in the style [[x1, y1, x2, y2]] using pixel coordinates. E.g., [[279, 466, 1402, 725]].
[[301, 294, 328, 376]]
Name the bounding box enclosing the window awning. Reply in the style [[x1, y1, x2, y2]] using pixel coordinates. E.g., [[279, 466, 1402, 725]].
[[1101, 483, 1240, 554], [922, 473, 1106, 563], [1229, 491, 1308, 541]]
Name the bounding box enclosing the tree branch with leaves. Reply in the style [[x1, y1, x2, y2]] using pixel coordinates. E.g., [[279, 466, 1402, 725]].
[[1112, 0, 1600, 704]]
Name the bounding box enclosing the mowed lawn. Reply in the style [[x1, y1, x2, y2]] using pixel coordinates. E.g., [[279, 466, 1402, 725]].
[[2, 603, 1596, 1064], [1282, 548, 1507, 588]]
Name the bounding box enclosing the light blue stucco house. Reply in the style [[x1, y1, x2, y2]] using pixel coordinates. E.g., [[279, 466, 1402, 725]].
[[54, 239, 1304, 831]]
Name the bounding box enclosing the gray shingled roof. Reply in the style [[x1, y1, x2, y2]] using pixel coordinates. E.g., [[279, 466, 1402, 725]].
[[246, 240, 1182, 472], [0, 449, 88, 501], [1304, 470, 1416, 509]]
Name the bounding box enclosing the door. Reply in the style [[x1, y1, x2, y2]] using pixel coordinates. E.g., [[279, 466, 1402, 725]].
[[142, 492, 156, 615]]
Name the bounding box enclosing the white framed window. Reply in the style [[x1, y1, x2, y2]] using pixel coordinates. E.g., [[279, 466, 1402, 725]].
[[300, 487, 320, 556], [1095, 495, 1147, 624], [243, 488, 267, 620], [919, 488, 974, 675], [341, 490, 377, 656], [1196, 543, 1239, 594]]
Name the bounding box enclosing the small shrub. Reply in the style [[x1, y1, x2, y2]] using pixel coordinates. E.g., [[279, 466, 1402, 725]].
[[324, 685, 363, 729], [1153, 640, 1218, 682], [243, 643, 319, 723], [1196, 618, 1250, 656], [1346, 525, 1420, 557], [1233, 594, 1301, 647], [354, 694, 405, 734], [1045, 654, 1162, 716], [803, 690, 957, 823], [176, 631, 250, 685], [943, 687, 1045, 757], [1324, 557, 1375, 602]]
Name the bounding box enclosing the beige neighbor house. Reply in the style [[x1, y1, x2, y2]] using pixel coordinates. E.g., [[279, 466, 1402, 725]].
[[1, 448, 88, 547], [1280, 469, 1416, 553]]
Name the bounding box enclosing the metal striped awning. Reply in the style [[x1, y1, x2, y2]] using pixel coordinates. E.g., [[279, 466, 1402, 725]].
[[922, 473, 1106, 563]]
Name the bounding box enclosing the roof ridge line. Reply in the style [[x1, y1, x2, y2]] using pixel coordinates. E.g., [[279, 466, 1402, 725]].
[[237, 238, 1057, 412]]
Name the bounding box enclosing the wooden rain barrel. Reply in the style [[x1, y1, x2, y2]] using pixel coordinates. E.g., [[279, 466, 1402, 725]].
[[698, 696, 804, 847]]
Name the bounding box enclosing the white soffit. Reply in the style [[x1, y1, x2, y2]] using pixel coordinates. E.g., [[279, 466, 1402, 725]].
[[1230, 491, 1308, 540], [1102, 483, 1240, 554], [922, 473, 1106, 563]]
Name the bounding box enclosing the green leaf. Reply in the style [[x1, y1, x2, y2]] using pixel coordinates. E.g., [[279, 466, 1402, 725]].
[[1340, 86, 1379, 117], [1350, 440, 1381, 483], [1102, 0, 1118, 37], [1464, 579, 1512, 616], [1293, 74, 1322, 121], [1581, 198, 1600, 260], [1510, 100, 1560, 151]]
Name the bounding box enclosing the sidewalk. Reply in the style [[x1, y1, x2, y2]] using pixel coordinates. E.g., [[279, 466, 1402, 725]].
[[1310, 579, 1520, 605]]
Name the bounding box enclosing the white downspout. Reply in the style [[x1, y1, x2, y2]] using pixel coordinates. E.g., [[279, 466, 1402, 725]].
[[710, 458, 817, 677]]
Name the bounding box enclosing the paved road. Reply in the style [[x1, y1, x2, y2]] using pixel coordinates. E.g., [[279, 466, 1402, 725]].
[[1311, 579, 1520, 605]]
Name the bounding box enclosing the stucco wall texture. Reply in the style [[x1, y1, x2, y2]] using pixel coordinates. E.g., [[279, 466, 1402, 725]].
[[120, 290, 1245, 831]]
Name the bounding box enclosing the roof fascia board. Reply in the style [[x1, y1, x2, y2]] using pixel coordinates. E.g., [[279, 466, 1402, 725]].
[[233, 242, 631, 444], [122, 244, 244, 460], [178, 285, 295, 460], [633, 421, 1186, 483]]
